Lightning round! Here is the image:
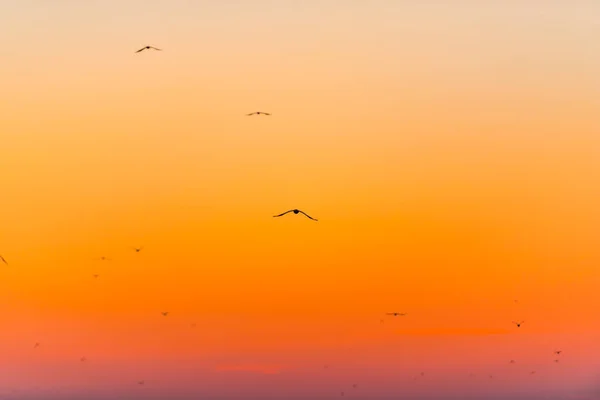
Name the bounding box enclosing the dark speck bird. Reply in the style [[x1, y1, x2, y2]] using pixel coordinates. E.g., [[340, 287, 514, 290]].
[[246, 111, 271, 116], [510, 360, 516, 364], [34, 342, 40, 349], [0, 255, 7, 265], [273, 209, 318, 221], [133, 247, 144, 253], [161, 312, 169, 316], [512, 320, 524, 328], [135, 46, 161, 53], [386, 312, 407, 317], [138, 380, 145, 385], [554, 359, 560, 363], [555, 350, 562, 355], [93, 274, 99, 279]]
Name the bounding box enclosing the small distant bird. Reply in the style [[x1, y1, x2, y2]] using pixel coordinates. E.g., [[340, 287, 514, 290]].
[[386, 312, 407, 317], [80, 357, 86, 362], [0, 255, 7, 265], [135, 46, 161, 53], [555, 350, 562, 355], [138, 380, 145, 385], [96, 256, 111, 261], [510, 360, 516, 364], [273, 209, 318, 221], [34, 343, 40, 348], [554, 359, 560, 363], [246, 111, 271, 116], [352, 384, 358, 389], [132, 247, 144, 253], [530, 371, 536, 375], [161, 312, 169, 316], [93, 274, 99, 279], [512, 320, 524, 328]]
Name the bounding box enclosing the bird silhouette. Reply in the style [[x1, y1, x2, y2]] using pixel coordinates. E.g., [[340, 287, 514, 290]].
[[96, 256, 111, 261], [0, 255, 7, 265], [246, 111, 271, 116], [34, 343, 40, 349], [512, 320, 524, 328], [138, 380, 145, 385], [133, 246, 144, 253], [93, 274, 100, 279], [554, 359, 560, 363], [161, 312, 169, 316], [510, 360, 516, 364], [555, 350, 562, 355], [135, 46, 161, 53], [386, 312, 407, 317], [273, 209, 318, 221]]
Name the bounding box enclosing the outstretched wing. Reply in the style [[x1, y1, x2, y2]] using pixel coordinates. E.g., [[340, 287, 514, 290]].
[[0, 256, 7, 265], [299, 210, 318, 221], [246, 112, 256, 116], [135, 47, 146, 53], [149, 46, 162, 51], [273, 210, 294, 217]]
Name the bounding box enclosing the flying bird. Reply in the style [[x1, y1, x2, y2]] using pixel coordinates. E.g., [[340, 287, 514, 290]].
[[555, 350, 562, 355], [554, 359, 560, 363], [530, 371, 536, 375], [273, 209, 318, 221], [510, 360, 516, 364], [386, 312, 407, 317], [512, 320, 524, 328], [161, 312, 169, 316], [34, 343, 40, 349], [246, 111, 271, 116], [96, 256, 111, 261], [135, 46, 161, 53], [133, 247, 144, 253], [138, 380, 145, 385], [93, 274, 99, 279], [0, 255, 7, 265]]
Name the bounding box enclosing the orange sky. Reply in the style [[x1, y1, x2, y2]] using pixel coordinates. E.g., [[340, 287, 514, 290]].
[[1, 1, 600, 399]]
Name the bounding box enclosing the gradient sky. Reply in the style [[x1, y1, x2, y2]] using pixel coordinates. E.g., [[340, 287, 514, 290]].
[[1, 1, 600, 399]]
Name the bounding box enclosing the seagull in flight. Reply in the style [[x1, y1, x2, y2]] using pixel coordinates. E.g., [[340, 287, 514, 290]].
[[246, 111, 271, 116], [135, 46, 161, 53], [0, 255, 7, 265], [273, 209, 318, 221], [132, 246, 144, 253], [161, 312, 169, 317], [386, 312, 407, 317], [555, 350, 562, 355], [512, 320, 524, 328]]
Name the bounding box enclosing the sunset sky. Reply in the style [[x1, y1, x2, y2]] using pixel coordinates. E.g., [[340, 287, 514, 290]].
[[1, 1, 599, 399]]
